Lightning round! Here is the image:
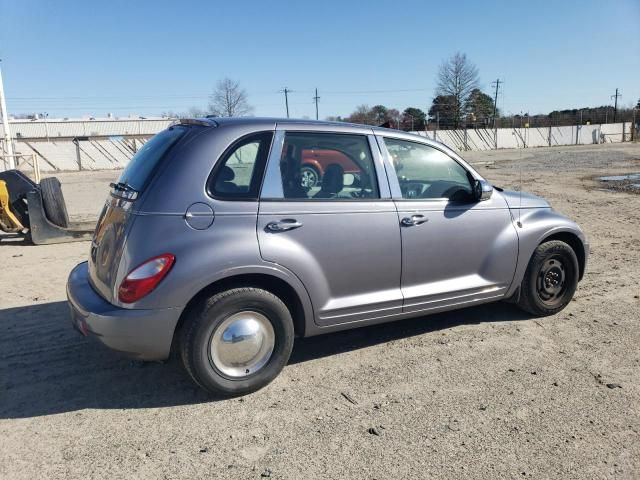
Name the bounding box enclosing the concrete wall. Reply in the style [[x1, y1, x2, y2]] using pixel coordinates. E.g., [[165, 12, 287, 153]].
[[412, 123, 625, 152], [0, 118, 173, 139]]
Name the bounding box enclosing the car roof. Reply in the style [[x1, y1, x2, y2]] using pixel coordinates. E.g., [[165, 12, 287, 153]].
[[191, 116, 368, 130], [182, 116, 434, 140]]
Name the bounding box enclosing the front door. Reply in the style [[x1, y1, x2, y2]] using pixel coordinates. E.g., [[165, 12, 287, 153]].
[[380, 136, 518, 314], [258, 127, 402, 326]]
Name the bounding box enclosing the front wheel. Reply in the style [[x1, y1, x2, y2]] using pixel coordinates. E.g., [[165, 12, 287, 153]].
[[300, 166, 320, 189], [517, 240, 579, 316], [180, 288, 294, 396]]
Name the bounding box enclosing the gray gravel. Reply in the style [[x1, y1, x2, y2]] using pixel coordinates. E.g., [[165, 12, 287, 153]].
[[1, 142, 639, 479]]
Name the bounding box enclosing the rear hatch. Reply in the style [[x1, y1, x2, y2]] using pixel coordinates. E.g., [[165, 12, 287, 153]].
[[88, 124, 190, 303]]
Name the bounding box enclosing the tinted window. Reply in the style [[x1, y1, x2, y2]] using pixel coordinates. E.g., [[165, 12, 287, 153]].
[[209, 131, 273, 199], [265, 132, 379, 200], [384, 138, 472, 201], [117, 125, 187, 191]]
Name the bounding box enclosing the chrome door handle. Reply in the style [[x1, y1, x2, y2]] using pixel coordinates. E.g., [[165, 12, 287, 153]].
[[401, 214, 428, 226], [266, 219, 303, 232]]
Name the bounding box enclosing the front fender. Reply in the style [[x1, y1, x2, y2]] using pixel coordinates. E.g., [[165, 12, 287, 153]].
[[506, 208, 588, 296]]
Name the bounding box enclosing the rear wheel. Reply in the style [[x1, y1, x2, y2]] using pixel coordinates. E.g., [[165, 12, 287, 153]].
[[180, 288, 294, 396], [517, 240, 579, 316], [40, 177, 69, 228]]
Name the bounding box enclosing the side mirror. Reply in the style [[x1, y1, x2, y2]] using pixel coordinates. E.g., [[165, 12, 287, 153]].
[[473, 179, 493, 201]]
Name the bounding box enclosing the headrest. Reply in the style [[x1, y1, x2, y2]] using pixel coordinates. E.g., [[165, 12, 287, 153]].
[[219, 165, 235, 181]]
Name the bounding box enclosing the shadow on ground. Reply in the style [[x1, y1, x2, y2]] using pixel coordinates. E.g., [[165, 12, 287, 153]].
[[1, 300, 529, 419]]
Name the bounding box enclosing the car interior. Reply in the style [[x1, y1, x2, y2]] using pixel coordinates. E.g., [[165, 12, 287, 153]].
[[279, 133, 379, 200], [212, 133, 474, 202], [385, 139, 474, 201]]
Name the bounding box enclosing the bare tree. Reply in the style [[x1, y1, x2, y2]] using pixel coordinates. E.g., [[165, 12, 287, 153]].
[[187, 106, 208, 118], [208, 78, 253, 117], [347, 104, 376, 125], [436, 52, 479, 128]]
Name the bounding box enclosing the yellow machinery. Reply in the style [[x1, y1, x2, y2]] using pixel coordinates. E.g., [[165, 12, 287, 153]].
[[0, 179, 24, 232], [0, 170, 94, 244]]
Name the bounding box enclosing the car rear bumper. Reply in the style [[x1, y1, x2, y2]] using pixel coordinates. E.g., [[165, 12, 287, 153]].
[[66, 262, 182, 360]]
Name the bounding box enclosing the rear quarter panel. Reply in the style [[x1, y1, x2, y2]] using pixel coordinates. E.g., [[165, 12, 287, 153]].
[[118, 206, 310, 315], [113, 121, 315, 329]]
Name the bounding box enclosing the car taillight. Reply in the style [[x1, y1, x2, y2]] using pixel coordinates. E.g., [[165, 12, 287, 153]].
[[118, 254, 175, 303]]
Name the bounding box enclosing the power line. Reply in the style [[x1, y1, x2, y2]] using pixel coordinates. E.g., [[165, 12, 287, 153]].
[[323, 87, 431, 94]]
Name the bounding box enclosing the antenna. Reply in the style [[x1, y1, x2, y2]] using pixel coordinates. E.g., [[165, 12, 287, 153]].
[[517, 110, 524, 228]]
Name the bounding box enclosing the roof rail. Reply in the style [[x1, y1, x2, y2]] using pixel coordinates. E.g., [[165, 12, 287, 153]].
[[172, 118, 218, 128]]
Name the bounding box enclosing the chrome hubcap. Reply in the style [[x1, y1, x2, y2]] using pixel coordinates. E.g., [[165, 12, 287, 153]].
[[537, 257, 566, 304], [209, 311, 275, 378]]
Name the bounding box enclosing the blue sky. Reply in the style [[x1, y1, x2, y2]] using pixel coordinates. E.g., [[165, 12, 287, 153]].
[[0, 0, 638, 119]]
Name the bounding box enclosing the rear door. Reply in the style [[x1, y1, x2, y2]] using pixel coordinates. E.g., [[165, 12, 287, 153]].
[[257, 125, 402, 327], [380, 135, 518, 314]]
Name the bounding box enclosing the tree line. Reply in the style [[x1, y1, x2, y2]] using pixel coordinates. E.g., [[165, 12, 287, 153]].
[[16, 54, 633, 130], [171, 52, 636, 131]]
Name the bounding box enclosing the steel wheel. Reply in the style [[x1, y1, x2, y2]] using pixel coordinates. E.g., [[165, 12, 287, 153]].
[[517, 240, 579, 316], [536, 256, 567, 306], [209, 311, 275, 378]]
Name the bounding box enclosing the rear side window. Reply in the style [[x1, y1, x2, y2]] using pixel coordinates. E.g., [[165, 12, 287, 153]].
[[208, 131, 273, 200], [263, 132, 380, 200], [117, 125, 187, 191]]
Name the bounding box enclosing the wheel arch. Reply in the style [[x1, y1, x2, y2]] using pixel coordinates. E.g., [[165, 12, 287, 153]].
[[539, 231, 586, 281], [301, 160, 323, 176], [172, 272, 311, 353]]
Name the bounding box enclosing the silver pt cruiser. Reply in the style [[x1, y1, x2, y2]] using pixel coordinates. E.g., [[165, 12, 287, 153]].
[[67, 118, 588, 395]]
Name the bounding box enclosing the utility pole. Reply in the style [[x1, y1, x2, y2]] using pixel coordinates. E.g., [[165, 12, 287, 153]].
[[281, 87, 291, 118], [407, 113, 414, 131], [491, 78, 502, 149], [312, 88, 320, 120], [0, 59, 15, 169], [611, 88, 621, 123], [491, 79, 501, 129], [44, 112, 50, 142]]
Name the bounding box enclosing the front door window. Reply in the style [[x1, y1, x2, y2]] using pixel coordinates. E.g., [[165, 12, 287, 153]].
[[384, 138, 473, 201]]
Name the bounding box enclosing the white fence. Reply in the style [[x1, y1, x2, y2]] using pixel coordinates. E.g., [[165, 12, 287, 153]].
[[412, 122, 630, 151], [0, 120, 633, 172], [0, 117, 173, 139]]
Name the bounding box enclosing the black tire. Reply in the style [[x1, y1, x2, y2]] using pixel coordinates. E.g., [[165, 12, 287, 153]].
[[300, 165, 320, 189], [517, 240, 579, 316], [180, 288, 295, 396], [40, 177, 69, 228]]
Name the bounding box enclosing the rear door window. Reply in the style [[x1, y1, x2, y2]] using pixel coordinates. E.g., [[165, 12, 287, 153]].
[[208, 131, 273, 200], [117, 125, 188, 191], [262, 132, 380, 200]]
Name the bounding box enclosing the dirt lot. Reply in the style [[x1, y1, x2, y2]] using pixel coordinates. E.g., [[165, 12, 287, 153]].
[[1, 142, 639, 479]]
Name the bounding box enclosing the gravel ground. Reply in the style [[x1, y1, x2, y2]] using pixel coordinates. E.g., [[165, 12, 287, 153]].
[[1, 142, 639, 479]]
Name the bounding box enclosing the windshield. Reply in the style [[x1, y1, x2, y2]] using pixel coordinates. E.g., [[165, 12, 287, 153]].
[[117, 125, 188, 191]]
